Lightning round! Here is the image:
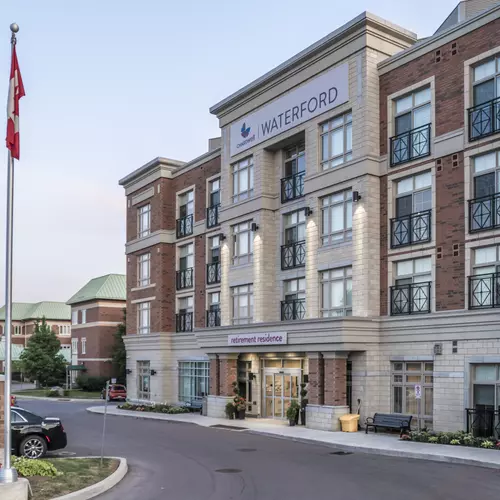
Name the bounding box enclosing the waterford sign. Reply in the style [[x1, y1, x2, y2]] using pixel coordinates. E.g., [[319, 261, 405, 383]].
[[230, 63, 349, 157]]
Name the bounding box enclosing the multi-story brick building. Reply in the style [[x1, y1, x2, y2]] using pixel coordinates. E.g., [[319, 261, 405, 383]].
[[120, 1, 500, 435], [0, 302, 71, 347], [67, 274, 126, 378]]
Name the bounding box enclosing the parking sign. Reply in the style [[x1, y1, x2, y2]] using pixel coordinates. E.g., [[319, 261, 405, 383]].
[[414, 384, 422, 399]]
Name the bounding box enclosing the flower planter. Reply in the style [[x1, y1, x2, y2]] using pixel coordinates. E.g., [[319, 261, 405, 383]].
[[289, 419, 296, 427], [237, 409, 246, 420]]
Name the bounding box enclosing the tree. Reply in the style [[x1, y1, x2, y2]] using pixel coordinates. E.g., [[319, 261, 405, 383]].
[[112, 309, 126, 383], [20, 317, 66, 386]]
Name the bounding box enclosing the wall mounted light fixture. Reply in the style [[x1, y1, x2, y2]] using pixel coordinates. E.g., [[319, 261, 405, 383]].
[[305, 207, 313, 216], [353, 191, 362, 202], [219, 233, 227, 241], [150, 369, 157, 376], [251, 222, 259, 231], [126, 369, 132, 375]]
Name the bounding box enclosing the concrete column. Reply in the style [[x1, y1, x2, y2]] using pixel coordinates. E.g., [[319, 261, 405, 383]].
[[0, 376, 4, 449], [307, 352, 324, 405], [323, 352, 348, 407], [219, 354, 238, 397], [208, 354, 220, 396]]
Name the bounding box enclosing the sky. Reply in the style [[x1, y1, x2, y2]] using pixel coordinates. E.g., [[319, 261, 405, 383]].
[[0, 0, 459, 305]]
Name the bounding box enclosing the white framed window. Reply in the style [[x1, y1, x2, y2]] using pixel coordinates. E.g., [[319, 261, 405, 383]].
[[138, 253, 151, 287], [395, 257, 432, 286], [138, 302, 151, 335], [71, 311, 78, 325], [395, 172, 432, 216], [13, 325, 22, 335], [320, 112, 352, 170], [472, 58, 500, 106], [81, 309, 87, 324], [284, 142, 306, 177], [283, 209, 306, 244], [138, 203, 151, 238], [71, 338, 78, 355], [232, 284, 253, 325], [179, 243, 194, 270], [178, 361, 210, 403], [232, 157, 254, 203], [473, 151, 500, 198], [59, 325, 70, 336], [81, 337, 87, 355], [209, 178, 221, 207], [232, 221, 253, 265], [394, 87, 431, 135], [177, 296, 193, 332], [320, 267, 352, 317], [392, 257, 432, 314], [321, 190, 352, 245], [137, 361, 151, 400], [179, 190, 194, 218]]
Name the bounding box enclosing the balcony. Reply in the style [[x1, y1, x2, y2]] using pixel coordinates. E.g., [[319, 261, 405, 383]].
[[390, 124, 431, 167], [281, 172, 305, 203], [469, 273, 500, 309], [469, 193, 500, 233], [176, 268, 193, 290], [281, 299, 306, 321], [281, 240, 306, 270], [206, 204, 220, 228], [206, 262, 221, 285], [390, 282, 431, 315], [176, 214, 193, 238], [176, 312, 193, 332], [466, 408, 500, 438], [468, 97, 500, 141], [390, 210, 432, 248], [206, 308, 221, 327]]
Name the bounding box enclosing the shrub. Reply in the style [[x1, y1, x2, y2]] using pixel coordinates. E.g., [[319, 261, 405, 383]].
[[46, 389, 60, 397], [450, 439, 461, 445], [117, 402, 189, 414], [462, 434, 475, 447], [428, 436, 439, 443], [481, 440, 494, 449], [76, 375, 108, 392], [438, 434, 451, 445], [411, 432, 430, 443], [12, 456, 61, 477]]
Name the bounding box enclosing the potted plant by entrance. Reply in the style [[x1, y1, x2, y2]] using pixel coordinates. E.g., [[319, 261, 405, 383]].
[[286, 401, 300, 426], [234, 396, 247, 420], [300, 383, 308, 426], [225, 401, 235, 420]]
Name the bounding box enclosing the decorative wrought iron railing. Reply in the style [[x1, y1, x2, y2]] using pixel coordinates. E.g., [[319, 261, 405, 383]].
[[206, 309, 221, 327], [206, 262, 221, 285], [176, 214, 194, 238], [281, 172, 305, 203], [176, 268, 193, 290], [206, 204, 220, 228], [468, 272, 500, 309], [466, 408, 500, 438], [281, 299, 306, 321], [390, 124, 431, 167], [176, 312, 193, 332], [468, 97, 500, 141], [390, 210, 432, 248], [469, 193, 500, 233], [281, 240, 306, 270], [390, 282, 431, 315]]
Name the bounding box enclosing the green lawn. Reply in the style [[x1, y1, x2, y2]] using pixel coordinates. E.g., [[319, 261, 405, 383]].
[[14, 388, 101, 399], [29, 458, 118, 500]]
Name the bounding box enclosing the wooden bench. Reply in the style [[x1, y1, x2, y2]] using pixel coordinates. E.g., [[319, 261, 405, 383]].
[[365, 413, 412, 436], [185, 399, 203, 413]]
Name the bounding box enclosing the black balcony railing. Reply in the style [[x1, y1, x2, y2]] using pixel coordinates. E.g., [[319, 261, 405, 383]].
[[281, 172, 305, 203], [176, 312, 193, 332], [281, 299, 306, 321], [390, 210, 432, 248], [206, 204, 220, 228], [390, 282, 431, 315], [176, 268, 193, 290], [466, 408, 500, 438], [206, 262, 221, 285], [176, 214, 193, 238], [468, 97, 500, 141], [469, 193, 500, 233], [469, 272, 500, 309], [390, 124, 431, 167], [206, 308, 221, 327], [281, 240, 306, 270]]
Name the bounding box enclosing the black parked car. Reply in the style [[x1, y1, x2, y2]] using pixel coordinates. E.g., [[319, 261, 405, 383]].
[[11, 407, 67, 459]]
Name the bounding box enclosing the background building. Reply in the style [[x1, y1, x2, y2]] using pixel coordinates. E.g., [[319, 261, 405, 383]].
[[67, 274, 126, 378]]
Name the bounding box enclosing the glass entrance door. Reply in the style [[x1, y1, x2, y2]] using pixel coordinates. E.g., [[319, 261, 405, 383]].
[[264, 372, 299, 418]]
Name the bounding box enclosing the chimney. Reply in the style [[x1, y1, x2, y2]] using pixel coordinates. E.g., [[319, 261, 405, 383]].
[[208, 137, 221, 152]]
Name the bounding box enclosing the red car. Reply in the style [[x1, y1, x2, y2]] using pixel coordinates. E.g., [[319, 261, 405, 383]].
[[11, 395, 17, 406], [101, 384, 127, 402]]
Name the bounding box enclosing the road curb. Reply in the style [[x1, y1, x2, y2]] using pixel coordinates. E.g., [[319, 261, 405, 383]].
[[50, 456, 127, 500], [246, 430, 500, 470], [86, 406, 195, 424], [15, 395, 101, 403]]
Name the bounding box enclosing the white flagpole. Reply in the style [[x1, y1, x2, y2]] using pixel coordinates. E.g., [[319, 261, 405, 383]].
[[0, 23, 19, 484]]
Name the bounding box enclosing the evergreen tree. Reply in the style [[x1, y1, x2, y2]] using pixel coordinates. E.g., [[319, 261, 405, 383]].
[[112, 310, 126, 383], [20, 317, 66, 386]]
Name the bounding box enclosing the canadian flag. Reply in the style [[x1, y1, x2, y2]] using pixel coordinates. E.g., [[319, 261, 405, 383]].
[[6, 45, 25, 160]]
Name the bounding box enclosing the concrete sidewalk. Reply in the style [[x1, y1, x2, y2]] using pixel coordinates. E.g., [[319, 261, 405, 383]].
[[87, 405, 500, 469]]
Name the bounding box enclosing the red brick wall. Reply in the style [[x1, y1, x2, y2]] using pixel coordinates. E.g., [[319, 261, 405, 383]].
[[324, 357, 347, 406], [380, 17, 500, 154], [308, 355, 324, 405], [219, 357, 237, 397], [435, 153, 465, 310], [194, 236, 207, 328], [209, 357, 220, 396]]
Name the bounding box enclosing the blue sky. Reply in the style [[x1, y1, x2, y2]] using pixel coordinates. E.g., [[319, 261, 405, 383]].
[[0, 0, 458, 304]]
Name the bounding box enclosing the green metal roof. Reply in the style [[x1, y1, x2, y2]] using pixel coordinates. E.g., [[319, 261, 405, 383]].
[[0, 302, 71, 321], [66, 274, 126, 305], [0, 341, 71, 362]]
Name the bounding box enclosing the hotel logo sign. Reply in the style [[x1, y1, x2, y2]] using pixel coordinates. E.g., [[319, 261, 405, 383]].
[[230, 63, 349, 157], [228, 332, 288, 346]]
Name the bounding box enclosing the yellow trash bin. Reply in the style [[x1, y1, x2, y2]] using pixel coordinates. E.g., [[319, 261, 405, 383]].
[[339, 414, 360, 432]]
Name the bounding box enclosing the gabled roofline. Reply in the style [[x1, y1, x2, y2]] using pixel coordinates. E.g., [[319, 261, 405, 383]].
[[209, 11, 416, 117]]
